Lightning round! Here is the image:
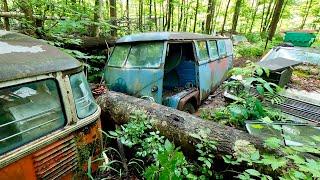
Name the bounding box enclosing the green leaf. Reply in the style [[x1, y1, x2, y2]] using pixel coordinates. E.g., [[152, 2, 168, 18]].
[[264, 137, 282, 149], [204, 160, 211, 168], [256, 68, 264, 76], [261, 155, 287, 170], [256, 84, 265, 95], [164, 139, 174, 151], [245, 169, 261, 177]]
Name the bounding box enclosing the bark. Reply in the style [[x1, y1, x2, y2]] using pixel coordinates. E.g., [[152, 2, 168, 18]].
[[212, 0, 222, 32], [231, 0, 242, 34], [177, 0, 184, 31], [262, 0, 273, 33], [149, 0, 152, 31], [18, 0, 37, 27], [300, 0, 313, 30], [249, 0, 259, 33], [267, 0, 284, 42], [259, 0, 266, 33], [221, 0, 231, 35], [97, 91, 280, 156], [138, 0, 143, 32], [93, 0, 103, 37], [0, 12, 66, 20], [153, 0, 158, 31], [109, 0, 117, 37], [167, 0, 173, 31], [205, 0, 215, 34], [126, 0, 130, 32], [2, 0, 10, 31], [193, 0, 199, 32]]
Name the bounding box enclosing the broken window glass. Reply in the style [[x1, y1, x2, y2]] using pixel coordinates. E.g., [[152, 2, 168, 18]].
[[108, 45, 131, 67], [70, 72, 98, 119], [0, 79, 66, 155]]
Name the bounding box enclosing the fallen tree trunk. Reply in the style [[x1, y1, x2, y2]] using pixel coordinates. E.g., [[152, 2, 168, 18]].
[[0, 11, 66, 20], [97, 91, 276, 156]]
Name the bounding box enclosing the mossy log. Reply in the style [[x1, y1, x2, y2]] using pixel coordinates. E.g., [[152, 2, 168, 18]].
[[97, 91, 276, 156]]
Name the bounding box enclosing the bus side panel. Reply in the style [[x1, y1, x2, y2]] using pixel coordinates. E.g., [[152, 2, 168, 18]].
[[198, 59, 228, 100], [0, 119, 102, 180]]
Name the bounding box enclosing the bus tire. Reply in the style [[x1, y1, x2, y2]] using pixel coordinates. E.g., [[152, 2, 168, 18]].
[[182, 102, 196, 114]]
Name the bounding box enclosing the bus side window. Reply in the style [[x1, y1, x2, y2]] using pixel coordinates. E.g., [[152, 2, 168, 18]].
[[217, 40, 227, 58]]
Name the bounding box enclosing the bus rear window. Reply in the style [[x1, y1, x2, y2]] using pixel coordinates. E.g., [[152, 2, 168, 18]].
[[0, 79, 66, 155]]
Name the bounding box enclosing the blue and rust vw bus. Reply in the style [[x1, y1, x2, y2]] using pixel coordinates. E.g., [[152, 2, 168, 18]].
[[104, 32, 233, 113]]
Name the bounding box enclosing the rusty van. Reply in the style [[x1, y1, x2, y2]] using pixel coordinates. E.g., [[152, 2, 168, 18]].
[[104, 32, 233, 113], [0, 30, 102, 179]]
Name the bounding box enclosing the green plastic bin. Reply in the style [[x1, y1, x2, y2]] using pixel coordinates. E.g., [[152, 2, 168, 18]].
[[284, 31, 316, 47]]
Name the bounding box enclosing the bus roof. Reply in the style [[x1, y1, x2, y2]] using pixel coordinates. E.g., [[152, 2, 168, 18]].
[[116, 32, 228, 43], [0, 30, 81, 82]]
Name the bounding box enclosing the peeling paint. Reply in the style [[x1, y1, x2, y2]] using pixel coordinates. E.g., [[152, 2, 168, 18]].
[[0, 42, 45, 54]]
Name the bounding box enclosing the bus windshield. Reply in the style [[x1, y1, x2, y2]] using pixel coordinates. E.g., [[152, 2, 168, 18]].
[[108, 42, 164, 68]]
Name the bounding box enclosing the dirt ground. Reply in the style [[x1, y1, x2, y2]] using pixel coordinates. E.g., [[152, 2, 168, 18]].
[[288, 65, 320, 92]]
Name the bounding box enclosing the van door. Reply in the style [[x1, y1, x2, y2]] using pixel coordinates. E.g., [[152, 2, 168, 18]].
[[214, 39, 230, 83]]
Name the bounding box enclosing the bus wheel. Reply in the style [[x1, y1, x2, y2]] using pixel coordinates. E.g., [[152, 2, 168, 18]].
[[182, 102, 195, 114]]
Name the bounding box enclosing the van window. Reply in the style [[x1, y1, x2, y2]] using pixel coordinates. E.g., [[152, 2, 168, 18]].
[[0, 79, 65, 155], [208, 40, 219, 60], [125, 42, 164, 68], [217, 40, 227, 57], [197, 41, 209, 62], [108, 45, 131, 67], [70, 72, 98, 119]]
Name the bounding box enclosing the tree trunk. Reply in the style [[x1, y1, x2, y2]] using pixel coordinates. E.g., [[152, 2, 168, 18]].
[[212, 0, 222, 33], [262, 0, 273, 33], [126, 0, 130, 32], [221, 0, 231, 35], [259, 0, 266, 33], [109, 0, 117, 37], [153, 0, 158, 31], [149, 0, 152, 31], [93, 0, 103, 37], [97, 91, 295, 161], [267, 0, 284, 42], [193, 0, 199, 33], [2, 0, 10, 31], [300, 0, 313, 30], [205, 0, 215, 34], [249, 0, 259, 33], [177, 0, 184, 31], [18, 0, 36, 27], [138, 0, 143, 32], [167, 0, 173, 31], [231, 0, 242, 34]]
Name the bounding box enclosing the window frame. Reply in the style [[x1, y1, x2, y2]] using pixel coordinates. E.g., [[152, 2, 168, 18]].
[[207, 40, 220, 61], [107, 42, 166, 69], [69, 72, 98, 119], [217, 40, 227, 58], [195, 40, 210, 64], [0, 77, 67, 155]]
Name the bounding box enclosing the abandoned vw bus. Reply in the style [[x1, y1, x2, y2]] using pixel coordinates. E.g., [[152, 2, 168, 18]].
[[104, 32, 233, 112], [0, 31, 102, 179]]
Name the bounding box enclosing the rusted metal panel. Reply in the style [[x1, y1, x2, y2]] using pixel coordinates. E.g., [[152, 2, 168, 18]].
[[0, 30, 82, 82], [105, 67, 164, 103], [33, 135, 78, 179], [0, 119, 103, 180], [177, 89, 200, 110], [117, 32, 228, 43]]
